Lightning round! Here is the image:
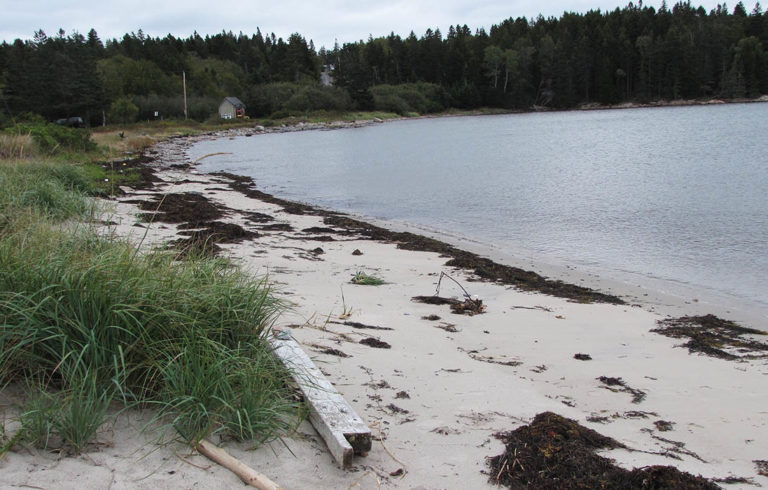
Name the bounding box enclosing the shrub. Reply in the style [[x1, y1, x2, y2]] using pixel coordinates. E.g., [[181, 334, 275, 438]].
[[247, 83, 298, 117], [371, 92, 410, 115], [370, 83, 447, 114], [449, 83, 483, 109], [126, 135, 155, 152], [108, 97, 139, 124], [285, 85, 353, 112], [186, 97, 219, 121], [4, 123, 96, 155], [0, 111, 12, 129], [15, 112, 47, 124], [133, 94, 185, 120], [130, 95, 217, 121]]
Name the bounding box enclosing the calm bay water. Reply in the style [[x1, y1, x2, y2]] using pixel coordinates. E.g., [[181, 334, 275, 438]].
[[189, 103, 768, 310]]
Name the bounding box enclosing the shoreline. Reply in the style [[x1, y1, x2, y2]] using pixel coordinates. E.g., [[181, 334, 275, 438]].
[[5, 127, 766, 489], [153, 134, 767, 483], [366, 216, 768, 329], [185, 120, 768, 331], [288, 94, 768, 123], [145, 93, 768, 138]]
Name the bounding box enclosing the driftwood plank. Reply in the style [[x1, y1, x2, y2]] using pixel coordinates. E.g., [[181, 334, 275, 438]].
[[269, 334, 371, 467]]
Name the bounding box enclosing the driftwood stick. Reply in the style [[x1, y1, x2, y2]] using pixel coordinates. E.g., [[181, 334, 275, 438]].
[[436, 271, 472, 299], [195, 439, 281, 490]]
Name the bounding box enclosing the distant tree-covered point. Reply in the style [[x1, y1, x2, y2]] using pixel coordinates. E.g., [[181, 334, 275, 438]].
[[1, 1, 766, 126]]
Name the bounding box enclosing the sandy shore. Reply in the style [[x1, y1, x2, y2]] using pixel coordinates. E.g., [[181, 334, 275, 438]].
[[2, 134, 767, 489]]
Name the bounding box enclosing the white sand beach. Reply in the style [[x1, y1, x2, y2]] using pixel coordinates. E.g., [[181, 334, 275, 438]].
[[2, 133, 767, 489]]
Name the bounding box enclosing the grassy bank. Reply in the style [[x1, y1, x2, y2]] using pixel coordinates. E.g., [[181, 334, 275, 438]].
[[0, 127, 303, 455]]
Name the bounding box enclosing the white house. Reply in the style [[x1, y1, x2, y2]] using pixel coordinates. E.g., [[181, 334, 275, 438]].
[[219, 97, 246, 119]]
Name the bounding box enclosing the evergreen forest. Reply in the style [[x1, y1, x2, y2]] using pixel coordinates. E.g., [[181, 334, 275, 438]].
[[1, 1, 767, 125]]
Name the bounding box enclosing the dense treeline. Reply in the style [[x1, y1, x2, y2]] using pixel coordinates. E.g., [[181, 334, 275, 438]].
[[1, 1, 766, 125], [331, 0, 768, 110]]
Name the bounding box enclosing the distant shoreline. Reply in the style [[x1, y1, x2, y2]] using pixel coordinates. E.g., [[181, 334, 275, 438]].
[[420, 94, 768, 119]]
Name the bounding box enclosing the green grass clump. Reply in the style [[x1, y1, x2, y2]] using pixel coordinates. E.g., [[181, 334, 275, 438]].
[[350, 271, 386, 286], [0, 160, 97, 227], [18, 389, 57, 449], [81, 162, 142, 195], [155, 337, 300, 444], [0, 161, 303, 453]]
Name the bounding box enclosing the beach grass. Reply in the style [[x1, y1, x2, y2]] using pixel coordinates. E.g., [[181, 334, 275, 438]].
[[153, 336, 302, 444], [0, 156, 303, 453], [0, 133, 36, 160], [350, 271, 386, 286], [0, 159, 97, 225]]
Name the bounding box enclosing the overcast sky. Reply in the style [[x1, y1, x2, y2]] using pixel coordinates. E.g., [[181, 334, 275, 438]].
[[2, 0, 736, 50]]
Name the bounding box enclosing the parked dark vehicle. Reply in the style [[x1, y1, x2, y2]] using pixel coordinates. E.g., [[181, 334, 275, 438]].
[[55, 117, 85, 128]]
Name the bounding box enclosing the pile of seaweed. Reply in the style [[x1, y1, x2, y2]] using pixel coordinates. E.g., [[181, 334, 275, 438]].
[[130, 191, 260, 256], [652, 314, 768, 360], [412, 295, 486, 315], [488, 412, 718, 489], [133, 191, 225, 226], [173, 221, 260, 257]]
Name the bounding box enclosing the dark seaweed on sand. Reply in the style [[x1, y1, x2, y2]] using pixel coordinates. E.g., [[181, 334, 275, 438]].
[[331, 321, 393, 331], [136, 192, 226, 226], [597, 376, 647, 404], [212, 171, 624, 304], [652, 314, 768, 360], [310, 344, 350, 358], [359, 337, 391, 349], [326, 215, 624, 304], [172, 221, 260, 257], [215, 172, 320, 215], [488, 412, 719, 489]]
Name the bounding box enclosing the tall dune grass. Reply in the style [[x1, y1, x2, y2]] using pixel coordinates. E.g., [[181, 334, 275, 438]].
[[0, 160, 96, 229], [0, 133, 36, 160], [0, 161, 302, 453]]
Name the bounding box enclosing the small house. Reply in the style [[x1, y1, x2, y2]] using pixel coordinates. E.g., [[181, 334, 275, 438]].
[[219, 97, 246, 119], [320, 65, 334, 86]]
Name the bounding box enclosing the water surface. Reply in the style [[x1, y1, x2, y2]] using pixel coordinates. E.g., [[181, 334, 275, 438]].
[[189, 104, 768, 312]]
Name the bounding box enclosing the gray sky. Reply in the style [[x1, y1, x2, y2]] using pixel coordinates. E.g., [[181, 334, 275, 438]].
[[1, 0, 736, 50]]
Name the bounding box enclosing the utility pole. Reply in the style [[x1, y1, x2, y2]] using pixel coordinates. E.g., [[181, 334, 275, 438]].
[[182, 71, 188, 120]]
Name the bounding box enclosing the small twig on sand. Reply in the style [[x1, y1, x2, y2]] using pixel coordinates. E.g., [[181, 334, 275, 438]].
[[347, 470, 381, 489], [369, 421, 408, 473], [495, 458, 508, 482], [436, 272, 472, 299], [511, 305, 553, 312], [175, 452, 212, 470]]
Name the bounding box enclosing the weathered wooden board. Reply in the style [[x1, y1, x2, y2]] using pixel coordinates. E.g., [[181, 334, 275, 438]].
[[269, 333, 371, 467]]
